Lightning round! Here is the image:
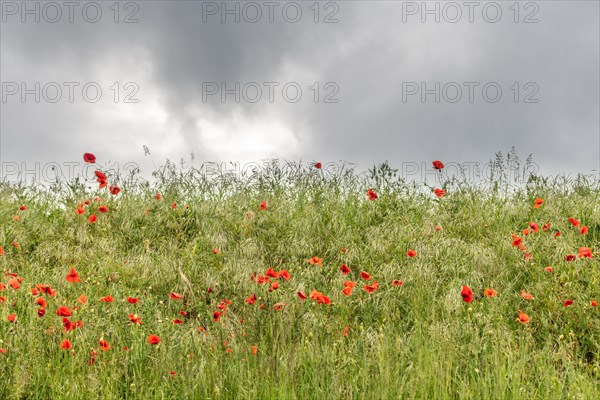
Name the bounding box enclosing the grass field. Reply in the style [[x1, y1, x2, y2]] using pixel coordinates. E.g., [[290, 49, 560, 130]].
[[0, 154, 599, 399]]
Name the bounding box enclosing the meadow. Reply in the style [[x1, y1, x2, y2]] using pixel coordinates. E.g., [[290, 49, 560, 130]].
[[0, 152, 598, 399]]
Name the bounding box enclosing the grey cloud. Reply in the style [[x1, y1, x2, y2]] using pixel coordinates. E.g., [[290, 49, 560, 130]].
[[1, 0, 598, 180]]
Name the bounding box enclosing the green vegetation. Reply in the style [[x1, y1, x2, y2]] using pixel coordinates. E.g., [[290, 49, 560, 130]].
[[0, 155, 598, 399]]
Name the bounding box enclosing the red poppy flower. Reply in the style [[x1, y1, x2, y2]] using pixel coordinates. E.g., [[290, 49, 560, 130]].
[[88, 349, 98, 365], [461, 286, 473, 303], [147, 335, 160, 345], [568, 218, 580, 227], [406, 249, 417, 258], [310, 289, 326, 303], [434, 188, 446, 198], [564, 299, 574, 308], [94, 171, 107, 180], [77, 294, 87, 304], [484, 288, 497, 298], [528, 222, 538, 233], [517, 310, 530, 324], [83, 153, 96, 163], [521, 290, 534, 300], [367, 188, 378, 201], [213, 311, 221, 322], [37, 308, 46, 317], [544, 266, 553, 273], [554, 231, 561, 238], [392, 280, 404, 287], [364, 282, 379, 294], [169, 292, 183, 300], [36, 284, 56, 296], [541, 223, 551, 231], [66, 267, 81, 283], [75, 207, 85, 215], [245, 294, 257, 305], [343, 326, 350, 337], [344, 281, 357, 288], [73, 320, 84, 331], [259, 201, 268, 211], [314, 162, 322, 169], [109, 186, 121, 195], [129, 314, 142, 325], [212, 247, 220, 254], [8, 278, 20, 290], [251, 345, 258, 355], [578, 247, 592, 259], [277, 270, 291, 280], [268, 281, 279, 292], [7, 314, 16, 323], [98, 206, 108, 213], [432, 160, 444, 170], [341, 286, 353, 296], [56, 306, 72, 317], [99, 339, 110, 351], [217, 299, 231, 310], [308, 256, 323, 266], [592, 300, 598, 307], [60, 339, 73, 350], [360, 271, 371, 280], [533, 198, 544, 208], [580, 226, 589, 235], [127, 297, 139, 304], [273, 302, 285, 311], [566, 254, 576, 262], [35, 297, 47, 309], [511, 234, 522, 247], [173, 318, 185, 325], [297, 291, 307, 300], [61, 317, 82, 332], [265, 268, 278, 278], [340, 264, 350, 275], [99, 295, 114, 303], [88, 214, 97, 224]]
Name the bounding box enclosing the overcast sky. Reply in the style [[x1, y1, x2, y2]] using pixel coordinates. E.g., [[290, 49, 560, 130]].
[[1, 0, 598, 183]]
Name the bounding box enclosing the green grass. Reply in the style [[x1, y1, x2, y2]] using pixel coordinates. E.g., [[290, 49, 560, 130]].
[[0, 159, 599, 399]]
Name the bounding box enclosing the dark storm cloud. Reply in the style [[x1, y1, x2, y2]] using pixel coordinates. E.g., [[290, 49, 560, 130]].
[[1, 0, 598, 182]]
